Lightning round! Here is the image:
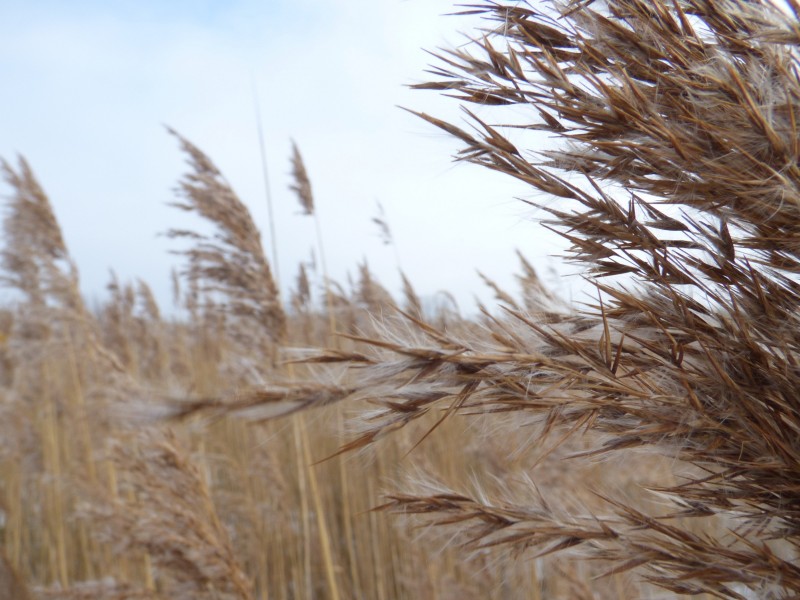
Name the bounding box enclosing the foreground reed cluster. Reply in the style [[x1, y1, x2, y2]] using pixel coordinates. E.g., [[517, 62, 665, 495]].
[[1, 0, 800, 598]]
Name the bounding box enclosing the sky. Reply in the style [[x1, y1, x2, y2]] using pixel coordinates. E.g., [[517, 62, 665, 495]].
[[0, 0, 578, 314]]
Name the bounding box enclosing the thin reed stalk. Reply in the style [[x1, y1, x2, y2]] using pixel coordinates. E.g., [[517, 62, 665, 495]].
[[252, 80, 281, 287]]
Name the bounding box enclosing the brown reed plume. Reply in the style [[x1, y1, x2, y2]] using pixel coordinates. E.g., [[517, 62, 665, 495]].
[[289, 141, 314, 217], [81, 428, 254, 600], [174, 1, 800, 596], [1, 157, 84, 314], [291, 262, 312, 314], [166, 128, 285, 344], [400, 271, 423, 318], [0, 157, 127, 380]]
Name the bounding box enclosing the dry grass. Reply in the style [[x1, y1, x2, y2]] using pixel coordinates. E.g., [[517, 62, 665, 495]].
[[352, 1, 800, 596], [2, 1, 800, 598], [0, 134, 554, 600]]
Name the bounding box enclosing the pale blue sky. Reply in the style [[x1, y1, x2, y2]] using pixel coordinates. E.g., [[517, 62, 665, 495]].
[[0, 0, 573, 312]]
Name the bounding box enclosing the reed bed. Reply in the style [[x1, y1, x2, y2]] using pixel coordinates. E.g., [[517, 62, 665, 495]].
[[2, 0, 800, 598]]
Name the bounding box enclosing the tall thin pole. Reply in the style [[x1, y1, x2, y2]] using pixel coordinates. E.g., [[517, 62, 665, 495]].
[[252, 76, 281, 287]]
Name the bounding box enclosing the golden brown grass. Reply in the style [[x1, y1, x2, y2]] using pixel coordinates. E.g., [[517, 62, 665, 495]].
[[325, 1, 800, 596], [0, 133, 575, 600], [0, 549, 32, 600], [162, 0, 800, 597], [2, 1, 800, 598]]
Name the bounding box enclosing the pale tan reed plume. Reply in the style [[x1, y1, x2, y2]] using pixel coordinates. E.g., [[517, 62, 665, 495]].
[[167, 134, 346, 598], [291, 262, 312, 314], [356, 261, 396, 315], [289, 140, 314, 217], [0, 156, 124, 374], [399, 271, 423, 318], [166, 128, 285, 345], [0, 157, 82, 314], [96, 274, 168, 381], [77, 428, 253, 600]]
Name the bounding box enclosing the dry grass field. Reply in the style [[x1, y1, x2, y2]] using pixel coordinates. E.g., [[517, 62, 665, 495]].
[[2, 1, 800, 598]]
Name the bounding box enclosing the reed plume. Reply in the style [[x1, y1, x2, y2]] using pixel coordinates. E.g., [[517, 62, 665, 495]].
[[167, 128, 285, 344], [0, 156, 84, 314], [81, 428, 254, 600], [291, 262, 312, 314], [372, 202, 393, 248], [289, 141, 314, 217], [400, 271, 423, 318], [374, 1, 800, 595]]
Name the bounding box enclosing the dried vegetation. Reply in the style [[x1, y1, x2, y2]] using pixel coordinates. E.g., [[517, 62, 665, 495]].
[[2, 0, 800, 598]]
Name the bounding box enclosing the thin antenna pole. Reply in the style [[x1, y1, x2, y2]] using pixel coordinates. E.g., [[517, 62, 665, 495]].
[[252, 76, 281, 287]]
